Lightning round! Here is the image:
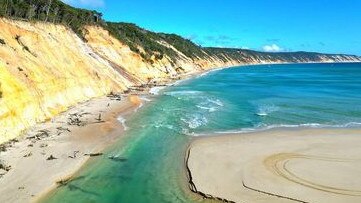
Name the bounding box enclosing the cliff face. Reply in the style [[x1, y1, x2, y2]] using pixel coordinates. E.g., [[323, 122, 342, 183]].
[[0, 18, 360, 144], [83, 25, 175, 84], [82, 25, 245, 85], [0, 19, 128, 143]]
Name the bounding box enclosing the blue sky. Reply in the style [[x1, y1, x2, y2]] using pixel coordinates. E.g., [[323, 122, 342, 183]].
[[63, 0, 361, 55]]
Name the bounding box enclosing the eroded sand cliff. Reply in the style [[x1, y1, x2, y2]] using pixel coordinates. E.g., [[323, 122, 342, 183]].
[[1, 18, 361, 144]]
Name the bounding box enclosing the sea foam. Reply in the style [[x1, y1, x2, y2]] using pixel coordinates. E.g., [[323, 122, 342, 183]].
[[181, 114, 208, 129], [117, 116, 128, 130], [149, 86, 166, 95], [211, 122, 361, 135]]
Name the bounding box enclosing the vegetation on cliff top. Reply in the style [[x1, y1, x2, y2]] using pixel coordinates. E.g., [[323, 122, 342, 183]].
[[0, 0, 102, 37], [105, 22, 208, 63], [0, 0, 205, 62], [0, 0, 359, 63]]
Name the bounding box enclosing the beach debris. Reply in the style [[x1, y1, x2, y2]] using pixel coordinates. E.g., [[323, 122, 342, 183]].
[[56, 127, 71, 135], [0, 145, 6, 152], [0, 38, 5, 45], [23, 152, 33, 157], [46, 155, 57, 160], [107, 92, 122, 101], [11, 138, 19, 143], [27, 130, 51, 141], [68, 151, 80, 159], [67, 113, 85, 126], [0, 160, 11, 172], [56, 178, 71, 187], [95, 113, 104, 123], [84, 153, 103, 157], [0, 138, 19, 152], [97, 113, 102, 121], [40, 143, 48, 148], [59, 175, 86, 187], [18, 186, 25, 190], [79, 112, 91, 117], [28, 144, 33, 147]]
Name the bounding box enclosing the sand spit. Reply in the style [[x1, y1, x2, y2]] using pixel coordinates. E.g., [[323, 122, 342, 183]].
[[0, 95, 141, 203], [187, 128, 361, 203]]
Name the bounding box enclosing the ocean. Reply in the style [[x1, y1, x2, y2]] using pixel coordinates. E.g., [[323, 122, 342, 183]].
[[44, 62, 361, 202]]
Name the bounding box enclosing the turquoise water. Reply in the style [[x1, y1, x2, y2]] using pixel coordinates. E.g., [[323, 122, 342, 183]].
[[45, 63, 361, 203]]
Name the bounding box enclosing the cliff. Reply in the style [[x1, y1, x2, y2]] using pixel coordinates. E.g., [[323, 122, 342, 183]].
[[0, 1, 360, 143], [0, 18, 128, 143]]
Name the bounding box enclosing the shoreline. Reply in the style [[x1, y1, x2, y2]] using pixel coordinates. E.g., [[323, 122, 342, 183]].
[[186, 128, 361, 203], [0, 95, 142, 202], [0, 65, 211, 202], [0, 61, 360, 202]]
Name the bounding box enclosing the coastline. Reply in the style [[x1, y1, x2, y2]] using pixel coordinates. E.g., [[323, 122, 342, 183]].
[[0, 64, 212, 202], [0, 65, 208, 202], [1, 61, 360, 202], [0, 95, 142, 202], [186, 128, 361, 203]]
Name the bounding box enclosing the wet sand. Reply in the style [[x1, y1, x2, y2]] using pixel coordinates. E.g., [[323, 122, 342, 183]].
[[0, 95, 141, 203], [187, 128, 361, 203]]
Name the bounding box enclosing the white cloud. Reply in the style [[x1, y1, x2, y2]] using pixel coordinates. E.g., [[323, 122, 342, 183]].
[[61, 0, 105, 8], [262, 44, 283, 52]]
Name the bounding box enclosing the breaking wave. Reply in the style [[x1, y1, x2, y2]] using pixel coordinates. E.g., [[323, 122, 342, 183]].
[[149, 86, 167, 95], [181, 114, 208, 129], [117, 116, 128, 131], [256, 104, 279, 116], [211, 122, 361, 135], [196, 98, 224, 112]]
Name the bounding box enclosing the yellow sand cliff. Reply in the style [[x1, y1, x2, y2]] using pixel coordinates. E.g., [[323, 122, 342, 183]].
[[0, 19, 128, 143], [0, 18, 360, 144], [0, 19, 229, 143]]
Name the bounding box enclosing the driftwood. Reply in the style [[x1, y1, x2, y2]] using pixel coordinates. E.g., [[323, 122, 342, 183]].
[[23, 152, 32, 157], [95, 113, 102, 122], [0, 161, 11, 172], [68, 151, 80, 159], [107, 92, 122, 101], [46, 155, 57, 160], [0, 145, 6, 152], [56, 178, 71, 187], [27, 130, 50, 141], [84, 153, 103, 157], [67, 113, 85, 126], [56, 127, 71, 135], [0, 138, 19, 152]]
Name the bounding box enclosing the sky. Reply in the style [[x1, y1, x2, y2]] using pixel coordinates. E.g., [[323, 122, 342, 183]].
[[62, 0, 361, 55]]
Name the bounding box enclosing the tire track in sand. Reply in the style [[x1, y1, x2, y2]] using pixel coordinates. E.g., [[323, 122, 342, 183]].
[[263, 153, 361, 196]]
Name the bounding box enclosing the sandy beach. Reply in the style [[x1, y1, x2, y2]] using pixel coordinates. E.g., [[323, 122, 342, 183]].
[[0, 95, 142, 203], [187, 128, 361, 203]]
